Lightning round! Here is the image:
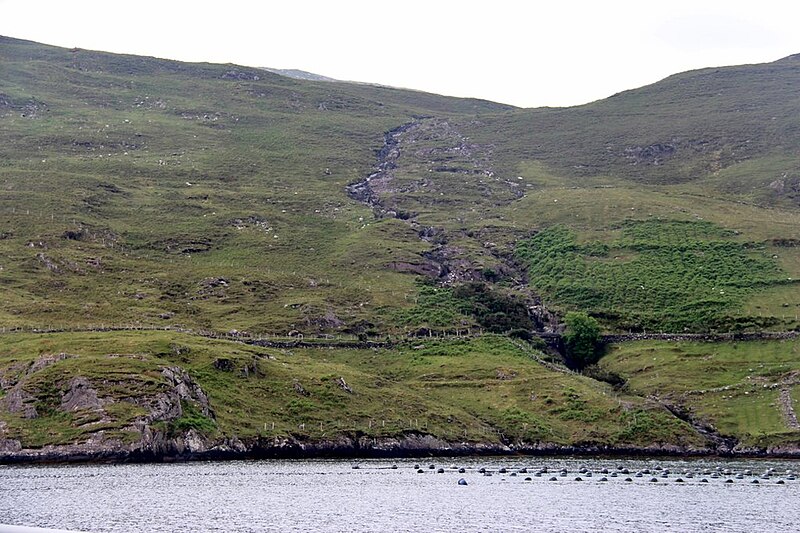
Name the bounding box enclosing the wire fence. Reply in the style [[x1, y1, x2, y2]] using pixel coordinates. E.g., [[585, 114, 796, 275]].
[[0, 323, 796, 348]]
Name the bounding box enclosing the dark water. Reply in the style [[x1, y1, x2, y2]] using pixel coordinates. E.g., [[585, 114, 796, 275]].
[[1, 456, 799, 532]]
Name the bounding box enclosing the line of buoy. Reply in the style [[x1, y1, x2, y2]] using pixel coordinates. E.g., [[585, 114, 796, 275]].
[[388, 462, 795, 487]]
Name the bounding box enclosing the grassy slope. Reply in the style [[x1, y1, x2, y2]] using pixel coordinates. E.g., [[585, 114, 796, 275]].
[[453, 56, 800, 330], [515, 220, 794, 332], [0, 331, 704, 450], [600, 339, 800, 448], [470, 55, 800, 191], [2, 36, 799, 334], [0, 36, 510, 334]]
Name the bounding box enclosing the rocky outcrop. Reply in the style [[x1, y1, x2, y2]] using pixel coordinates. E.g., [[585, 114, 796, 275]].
[[0, 387, 38, 419], [624, 142, 676, 166], [135, 366, 214, 423], [60, 377, 106, 412], [0, 353, 77, 419], [335, 377, 353, 394], [0, 359, 224, 464], [5, 430, 800, 464], [29, 352, 73, 373]]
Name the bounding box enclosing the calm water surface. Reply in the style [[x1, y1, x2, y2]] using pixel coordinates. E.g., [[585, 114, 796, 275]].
[[2, 456, 799, 532]]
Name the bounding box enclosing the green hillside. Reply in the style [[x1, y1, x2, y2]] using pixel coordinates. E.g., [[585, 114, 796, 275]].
[[599, 338, 800, 448], [0, 331, 706, 453], [468, 55, 800, 192], [1, 36, 799, 459]]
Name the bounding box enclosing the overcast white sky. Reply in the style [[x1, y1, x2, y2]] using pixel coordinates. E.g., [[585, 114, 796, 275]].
[[1, 0, 799, 108]]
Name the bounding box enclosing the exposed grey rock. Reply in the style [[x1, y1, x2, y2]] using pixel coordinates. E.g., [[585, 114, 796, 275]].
[[182, 429, 208, 453], [0, 386, 38, 419], [60, 377, 106, 412], [335, 377, 353, 394], [0, 353, 80, 420], [213, 358, 235, 372], [303, 308, 345, 330], [29, 352, 72, 374], [163, 366, 212, 413], [0, 361, 27, 390], [769, 179, 785, 193], [138, 366, 215, 423], [0, 438, 22, 452]]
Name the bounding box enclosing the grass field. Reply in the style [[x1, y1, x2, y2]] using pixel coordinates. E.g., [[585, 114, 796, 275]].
[[600, 338, 800, 447], [516, 220, 795, 331]]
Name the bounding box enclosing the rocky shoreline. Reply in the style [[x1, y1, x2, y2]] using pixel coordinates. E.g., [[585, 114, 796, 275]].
[[3, 431, 800, 465]]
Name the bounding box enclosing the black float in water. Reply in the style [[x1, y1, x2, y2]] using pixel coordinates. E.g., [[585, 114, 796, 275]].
[[458, 478, 468, 486], [548, 477, 557, 481], [437, 468, 445, 474], [624, 477, 633, 482], [458, 468, 466, 473], [574, 477, 583, 481]]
